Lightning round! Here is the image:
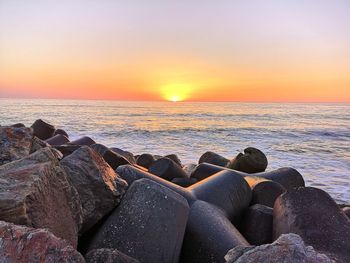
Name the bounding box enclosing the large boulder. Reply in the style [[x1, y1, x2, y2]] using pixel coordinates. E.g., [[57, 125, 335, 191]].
[[225, 233, 332, 263], [85, 249, 139, 263], [31, 119, 56, 140], [149, 157, 188, 181], [198, 151, 229, 167], [61, 146, 128, 233], [0, 147, 83, 247], [273, 187, 350, 262], [227, 147, 268, 173], [0, 126, 33, 165], [69, 136, 96, 146], [45, 134, 70, 146], [0, 220, 85, 263], [110, 147, 136, 164], [90, 144, 130, 169], [87, 179, 190, 263]]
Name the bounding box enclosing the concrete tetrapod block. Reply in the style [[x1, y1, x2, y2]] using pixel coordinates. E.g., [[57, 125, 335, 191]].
[[149, 157, 188, 181], [251, 181, 286, 207], [136, 153, 155, 169], [198, 151, 229, 167], [273, 187, 350, 263], [87, 178, 190, 263]]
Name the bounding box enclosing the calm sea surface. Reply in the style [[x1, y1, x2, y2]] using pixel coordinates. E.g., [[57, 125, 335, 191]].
[[1, 99, 349, 203]]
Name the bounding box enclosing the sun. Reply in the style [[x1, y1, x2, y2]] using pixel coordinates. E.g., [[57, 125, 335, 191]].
[[161, 83, 191, 102]]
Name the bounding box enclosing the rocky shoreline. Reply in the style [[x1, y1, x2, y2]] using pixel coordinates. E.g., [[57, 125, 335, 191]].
[[0, 119, 349, 263]]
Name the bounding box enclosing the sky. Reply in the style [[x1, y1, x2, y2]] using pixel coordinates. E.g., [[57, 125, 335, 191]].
[[0, 0, 349, 102]]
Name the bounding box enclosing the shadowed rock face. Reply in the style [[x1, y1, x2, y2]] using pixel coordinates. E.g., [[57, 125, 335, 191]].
[[87, 179, 190, 263], [136, 153, 155, 169], [198, 151, 229, 167], [0, 126, 33, 165], [61, 146, 128, 234], [227, 147, 268, 173], [45, 134, 70, 146], [90, 143, 130, 169], [149, 157, 188, 181], [0, 221, 85, 263], [273, 187, 350, 263], [85, 249, 139, 263], [251, 181, 286, 207], [225, 233, 332, 263], [0, 148, 83, 247], [31, 119, 56, 140]]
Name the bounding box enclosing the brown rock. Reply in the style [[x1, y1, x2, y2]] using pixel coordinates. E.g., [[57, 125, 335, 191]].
[[46, 134, 70, 146], [31, 119, 55, 140], [55, 128, 69, 138], [227, 147, 268, 173], [149, 157, 188, 181], [0, 220, 85, 263], [85, 249, 139, 263], [91, 144, 130, 169], [110, 147, 136, 164], [69, 136, 96, 146], [61, 146, 128, 233], [0, 147, 83, 247], [54, 144, 82, 157]]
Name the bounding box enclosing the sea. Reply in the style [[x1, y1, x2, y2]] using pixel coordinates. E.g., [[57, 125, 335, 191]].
[[0, 99, 349, 204]]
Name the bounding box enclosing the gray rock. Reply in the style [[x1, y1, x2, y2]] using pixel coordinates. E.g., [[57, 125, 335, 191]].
[[0, 147, 83, 247], [46, 134, 70, 145], [227, 147, 268, 173], [273, 187, 350, 262], [225, 233, 332, 263], [31, 119, 56, 140], [110, 147, 136, 164], [0, 126, 33, 165], [251, 181, 285, 207], [199, 151, 229, 167], [61, 146, 127, 233], [54, 144, 82, 157], [164, 154, 182, 166], [0, 220, 85, 263], [85, 249, 139, 263], [69, 136, 96, 146], [91, 144, 130, 169], [88, 178, 190, 263], [239, 204, 273, 245], [149, 157, 188, 181], [136, 153, 155, 169], [255, 167, 304, 190], [183, 163, 197, 177], [171, 177, 198, 187]]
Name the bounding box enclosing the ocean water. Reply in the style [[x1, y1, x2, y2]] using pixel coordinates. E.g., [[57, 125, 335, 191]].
[[1, 99, 349, 203]]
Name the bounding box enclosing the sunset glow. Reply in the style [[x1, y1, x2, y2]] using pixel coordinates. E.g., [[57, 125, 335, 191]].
[[0, 1, 349, 102]]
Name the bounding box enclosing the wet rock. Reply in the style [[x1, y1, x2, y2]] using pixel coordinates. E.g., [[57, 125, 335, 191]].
[[85, 249, 139, 263], [251, 181, 285, 207], [69, 136, 96, 146], [31, 119, 56, 140], [61, 146, 127, 233], [0, 221, 85, 263], [199, 151, 229, 167], [46, 134, 70, 146], [91, 144, 130, 169], [164, 154, 182, 166], [256, 167, 304, 190], [171, 177, 198, 187], [110, 147, 136, 164], [0, 147, 83, 247], [55, 128, 69, 138], [87, 179, 189, 263], [273, 187, 350, 262], [182, 200, 249, 263], [183, 163, 197, 177], [149, 157, 188, 181], [136, 153, 155, 169], [239, 204, 273, 245], [0, 126, 33, 165], [54, 144, 82, 157], [227, 147, 268, 173], [225, 233, 332, 263], [11, 123, 25, 128]]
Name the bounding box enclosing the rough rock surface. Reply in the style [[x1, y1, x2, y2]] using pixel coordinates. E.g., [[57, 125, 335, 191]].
[[225, 233, 332, 263], [0, 126, 33, 165], [85, 249, 139, 263], [31, 119, 56, 140], [198, 151, 229, 167], [45, 134, 70, 146], [90, 144, 130, 169], [61, 146, 127, 233], [87, 178, 189, 263], [149, 157, 188, 180], [273, 187, 350, 263], [0, 147, 83, 247], [110, 147, 136, 164], [227, 147, 268, 173], [136, 153, 155, 169], [0, 220, 85, 263]]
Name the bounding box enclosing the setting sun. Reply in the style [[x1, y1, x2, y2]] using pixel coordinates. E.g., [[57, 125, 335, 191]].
[[161, 83, 192, 102]]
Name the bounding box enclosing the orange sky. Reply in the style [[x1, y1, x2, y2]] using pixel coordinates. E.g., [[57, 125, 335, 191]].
[[1, 1, 349, 102]]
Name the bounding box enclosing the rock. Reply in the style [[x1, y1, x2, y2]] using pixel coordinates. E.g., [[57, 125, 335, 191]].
[[136, 153, 155, 169], [91, 144, 131, 169], [191, 162, 229, 181], [110, 147, 136, 164], [199, 151, 229, 167], [251, 181, 285, 207], [11, 123, 25, 128], [85, 249, 139, 263], [183, 163, 197, 177], [0, 147, 83, 247], [30, 136, 49, 153], [46, 134, 70, 146], [54, 144, 82, 157], [182, 200, 249, 263], [61, 146, 127, 233], [342, 207, 350, 218], [255, 167, 304, 190], [87, 179, 189, 263], [31, 119, 55, 140], [227, 147, 268, 173], [149, 157, 188, 181], [171, 177, 198, 187], [0, 220, 85, 263], [273, 187, 350, 262], [239, 204, 273, 245], [225, 233, 332, 263], [164, 154, 182, 166], [0, 126, 33, 165], [69, 136, 96, 146], [55, 128, 69, 138]]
